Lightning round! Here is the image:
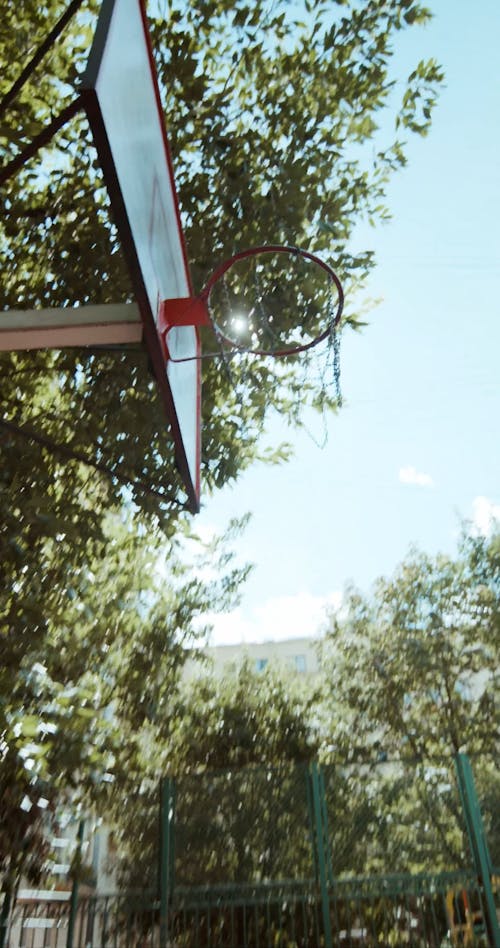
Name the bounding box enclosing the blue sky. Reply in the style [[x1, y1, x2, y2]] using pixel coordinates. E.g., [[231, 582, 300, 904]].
[[196, 0, 500, 644]]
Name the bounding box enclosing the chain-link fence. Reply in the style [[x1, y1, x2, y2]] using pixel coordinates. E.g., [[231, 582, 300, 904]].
[[173, 763, 314, 887], [320, 757, 471, 878], [469, 756, 500, 872]]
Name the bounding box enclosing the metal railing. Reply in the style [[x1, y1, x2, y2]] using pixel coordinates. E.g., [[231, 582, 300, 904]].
[[4, 872, 496, 947]]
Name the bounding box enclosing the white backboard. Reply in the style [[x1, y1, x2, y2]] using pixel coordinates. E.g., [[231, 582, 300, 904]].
[[81, 0, 200, 511]]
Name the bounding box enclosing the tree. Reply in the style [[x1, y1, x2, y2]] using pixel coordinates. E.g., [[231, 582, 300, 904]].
[[318, 529, 500, 872], [1, 0, 444, 897], [320, 530, 499, 760], [0, 0, 444, 495], [0, 508, 249, 897], [111, 662, 320, 890]]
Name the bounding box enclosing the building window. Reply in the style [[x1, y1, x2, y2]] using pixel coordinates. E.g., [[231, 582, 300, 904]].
[[255, 657, 268, 672], [294, 654, 307, 673]]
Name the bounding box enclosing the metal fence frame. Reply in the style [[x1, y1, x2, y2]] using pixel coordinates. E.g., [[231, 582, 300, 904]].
[[2, 754, 498, 948]]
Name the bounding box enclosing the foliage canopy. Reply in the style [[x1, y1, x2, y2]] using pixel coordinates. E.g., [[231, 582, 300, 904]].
[[0, 0, 444, 892], [318, 529, 500, 872]]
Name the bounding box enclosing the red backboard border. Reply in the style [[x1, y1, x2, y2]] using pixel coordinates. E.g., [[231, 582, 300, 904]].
[[81, 0, 201, 513]]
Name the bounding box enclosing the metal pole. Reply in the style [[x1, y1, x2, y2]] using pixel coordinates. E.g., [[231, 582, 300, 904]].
[[67, 819, 85, 948], [0, 885, 12, 948], [159, 777, 174, 948], [454, 753, 500, 948], [310, 763, 333, 948], [305, 766, 318, 883], [318, 765, 334, 885]]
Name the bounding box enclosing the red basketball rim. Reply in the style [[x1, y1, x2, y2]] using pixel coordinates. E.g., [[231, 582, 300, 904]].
[[199, 244, 344, 357]]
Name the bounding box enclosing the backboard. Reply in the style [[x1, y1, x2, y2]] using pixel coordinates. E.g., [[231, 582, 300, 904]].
[[81, 0, 201, 512]]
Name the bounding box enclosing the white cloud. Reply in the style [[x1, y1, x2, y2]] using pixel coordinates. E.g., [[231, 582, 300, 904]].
[[201, 590, 342, 646], [399, 465, 434, 488], [471, 496, 500, 537]]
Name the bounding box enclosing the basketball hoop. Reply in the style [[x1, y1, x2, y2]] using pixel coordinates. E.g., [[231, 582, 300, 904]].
[[158, 244, 344, 420], [199, 244, 344, 357], [159, 244, 344, 360]]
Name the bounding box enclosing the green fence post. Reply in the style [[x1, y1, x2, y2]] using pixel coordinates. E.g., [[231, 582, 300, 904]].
[[318, 765, 334, 885], [455, 753, 500, 948], [0, 885, 12, 948], [159, 777, 175, 948], [310, 762, 333, 948], [67, 818, 84, 948], [169, 780, 176, 901], [305, 766, 318, 883]]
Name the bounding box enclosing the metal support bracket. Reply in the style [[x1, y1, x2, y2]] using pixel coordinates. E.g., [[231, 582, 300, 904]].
[[157, 297, 210, 363], [157, 297, 210, 362], [0, 303, 142, 351]]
